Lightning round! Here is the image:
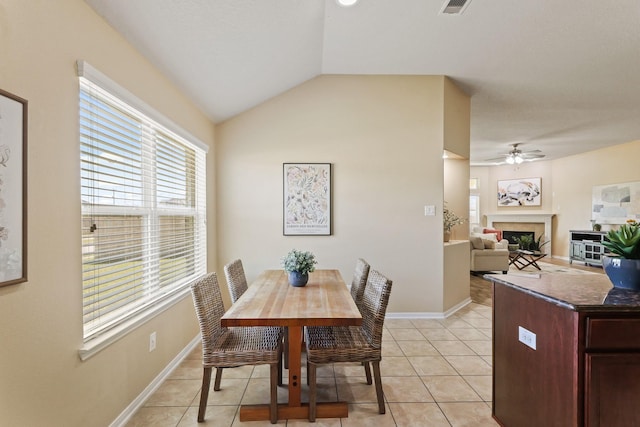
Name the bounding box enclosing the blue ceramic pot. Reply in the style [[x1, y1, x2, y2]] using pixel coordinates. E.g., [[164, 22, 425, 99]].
[[288, 271, 309, 287], [602, 256, 640, 291]]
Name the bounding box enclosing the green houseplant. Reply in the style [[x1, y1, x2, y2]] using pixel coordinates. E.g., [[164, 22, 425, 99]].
[[281, 249, 317, 287], [601, 220, 640, 290]]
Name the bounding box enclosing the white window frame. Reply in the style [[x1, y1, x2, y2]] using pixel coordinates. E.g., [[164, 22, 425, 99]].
[[77, 61, 208, 360]]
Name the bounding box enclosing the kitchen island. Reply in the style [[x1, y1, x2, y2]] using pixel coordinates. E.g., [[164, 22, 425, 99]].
[[485, 272, 640, 427]]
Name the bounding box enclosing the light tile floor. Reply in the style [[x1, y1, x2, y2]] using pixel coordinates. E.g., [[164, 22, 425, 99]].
[[125, 301, 499, 427]]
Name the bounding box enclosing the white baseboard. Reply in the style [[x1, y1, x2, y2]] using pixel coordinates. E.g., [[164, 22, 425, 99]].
[[387, 297, 472, 320], [110, 334, 201, 427]]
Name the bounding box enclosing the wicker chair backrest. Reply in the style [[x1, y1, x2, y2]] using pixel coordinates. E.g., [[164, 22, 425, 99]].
[[360, 269, 392, 349], [190, 272, 227, 354], [349, 258, 371, 313], [224, 259, 248, 303]]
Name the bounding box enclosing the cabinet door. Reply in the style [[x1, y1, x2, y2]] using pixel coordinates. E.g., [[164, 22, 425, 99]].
[[571, 242, 584, 259], [585, 353, 640, 426]]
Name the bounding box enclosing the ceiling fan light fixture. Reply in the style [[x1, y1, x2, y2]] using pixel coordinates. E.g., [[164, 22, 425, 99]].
[[514, 154, 524, 164], [505, 155, 515, 165], [336, 0, 359, 7]]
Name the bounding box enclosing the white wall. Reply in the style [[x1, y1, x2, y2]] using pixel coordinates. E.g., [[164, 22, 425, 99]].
[[216, 75, 470, 314], [0, 2, 215, 425]]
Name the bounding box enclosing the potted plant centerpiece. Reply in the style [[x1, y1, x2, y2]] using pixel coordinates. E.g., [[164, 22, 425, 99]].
[[281, 249, 317, 287], [443, 203, 465, 242], [602, 220, 640, 291]]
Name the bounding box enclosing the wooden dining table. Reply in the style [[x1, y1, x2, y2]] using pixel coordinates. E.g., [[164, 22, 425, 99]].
[[221, 269, 362, 421]]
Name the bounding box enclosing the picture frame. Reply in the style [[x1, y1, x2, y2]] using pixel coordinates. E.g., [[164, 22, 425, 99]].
[[283, 163, 331, 236], [0, 88, 28, 287], [592, 181, 640, 224], [497, 177, 541, 207]]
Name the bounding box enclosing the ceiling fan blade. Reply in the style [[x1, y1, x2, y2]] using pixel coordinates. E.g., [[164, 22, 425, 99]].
[[484, 156, 507, 162], [522, 153, 545, 159]]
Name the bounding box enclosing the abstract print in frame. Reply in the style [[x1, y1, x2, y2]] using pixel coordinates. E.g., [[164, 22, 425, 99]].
[[497, 177, 541, 207], [0, 89, 28, 287], [283, 163, 331, 235]]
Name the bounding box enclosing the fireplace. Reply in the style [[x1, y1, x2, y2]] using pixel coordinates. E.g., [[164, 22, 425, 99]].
[[485, 214, 555, 255], [503, 230, 535, 245]]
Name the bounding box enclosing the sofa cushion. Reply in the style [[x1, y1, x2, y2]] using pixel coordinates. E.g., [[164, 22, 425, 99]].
[[482, 239, 496, 249], [470, 236, 485, 249], [472, 232, 498, 242]]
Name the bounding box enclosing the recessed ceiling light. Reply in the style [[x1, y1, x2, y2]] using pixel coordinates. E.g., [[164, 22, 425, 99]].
[[336, 0, 359, 7]]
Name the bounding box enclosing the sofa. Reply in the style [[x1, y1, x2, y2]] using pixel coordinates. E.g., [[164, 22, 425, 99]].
[[469, 226, 510, 274]]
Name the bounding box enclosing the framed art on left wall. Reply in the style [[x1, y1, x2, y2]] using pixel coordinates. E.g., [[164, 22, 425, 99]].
[[283, 163, 331, 236], [0, 89, 28, 287]]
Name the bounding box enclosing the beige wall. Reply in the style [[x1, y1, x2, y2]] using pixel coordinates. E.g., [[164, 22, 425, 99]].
[[471, 139, 640, 257], [216, 75, 470, 314], [0, 1, 214, 425]]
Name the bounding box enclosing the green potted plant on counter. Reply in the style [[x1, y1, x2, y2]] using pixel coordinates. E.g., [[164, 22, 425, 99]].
[[602, 220, 640, 291], [281, 249, 317, 287]]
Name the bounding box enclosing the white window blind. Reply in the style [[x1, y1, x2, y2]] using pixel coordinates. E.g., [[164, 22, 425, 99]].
[[79, 70, 206, 343]]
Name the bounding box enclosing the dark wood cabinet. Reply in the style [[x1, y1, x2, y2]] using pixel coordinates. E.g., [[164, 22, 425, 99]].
[[488, 274, 640, 427]]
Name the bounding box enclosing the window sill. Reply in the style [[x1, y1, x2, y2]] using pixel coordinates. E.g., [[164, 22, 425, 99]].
[[78, 287, 191, 361]]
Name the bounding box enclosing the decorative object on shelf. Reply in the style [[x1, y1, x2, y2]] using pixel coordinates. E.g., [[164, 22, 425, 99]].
[[593, 223, 602, 231], [281, 249, 317, 287], [497, 177, 541, 207], [443, 203, 465, 242], [0, 88, 28, 288], [283, 163, 331, 236], [602, 220, 640, 290]]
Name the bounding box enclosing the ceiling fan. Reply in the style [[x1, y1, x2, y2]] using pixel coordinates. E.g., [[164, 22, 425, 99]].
[[485, 143, 545, 164]]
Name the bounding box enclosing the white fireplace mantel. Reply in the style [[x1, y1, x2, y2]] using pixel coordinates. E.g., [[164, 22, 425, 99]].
[[486, 214, 555, 255]]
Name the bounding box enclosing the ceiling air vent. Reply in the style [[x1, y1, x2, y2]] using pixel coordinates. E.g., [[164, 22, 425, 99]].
[[440, 0, 471, 15]]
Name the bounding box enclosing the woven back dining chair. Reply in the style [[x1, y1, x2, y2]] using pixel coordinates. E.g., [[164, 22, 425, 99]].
[[305, 269, 393, 421], [350, 258, 371, 313], [223, 259, 248, 303], [224, 258, 289, 369], [190, 272, 281, 423]]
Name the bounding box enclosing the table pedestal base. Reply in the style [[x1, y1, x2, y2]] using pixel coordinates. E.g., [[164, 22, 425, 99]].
[[239, 402, 349, 421]]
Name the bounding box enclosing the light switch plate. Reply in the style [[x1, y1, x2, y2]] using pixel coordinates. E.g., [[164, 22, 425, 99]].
[[424, 205, 436, 216]]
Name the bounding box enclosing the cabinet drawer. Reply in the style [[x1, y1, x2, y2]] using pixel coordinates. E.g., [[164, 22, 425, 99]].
[[587, 318, 640, 350]]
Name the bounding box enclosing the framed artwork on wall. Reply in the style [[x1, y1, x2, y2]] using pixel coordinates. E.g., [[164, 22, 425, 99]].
[[283, 163, 331, 236], [592, 181, 640, 224], [497, 177, 541, 207], [0, 88, 28, 287]]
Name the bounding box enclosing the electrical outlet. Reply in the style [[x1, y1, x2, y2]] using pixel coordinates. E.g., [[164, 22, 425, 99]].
[[518, 326, 536, 350], [149, 332, 157, 352]]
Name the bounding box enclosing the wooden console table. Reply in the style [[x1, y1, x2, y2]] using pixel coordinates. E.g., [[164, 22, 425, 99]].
[[485, 273, 640, 426]]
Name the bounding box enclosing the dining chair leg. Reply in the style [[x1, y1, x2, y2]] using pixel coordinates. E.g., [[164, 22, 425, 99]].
[[198, 367, 212, 422], [372, 361, 385, 414], [363, 361, 372, 385], [308, 363, 317, 422], [270, 362, 278, 424], [213, 367, 223, 391]]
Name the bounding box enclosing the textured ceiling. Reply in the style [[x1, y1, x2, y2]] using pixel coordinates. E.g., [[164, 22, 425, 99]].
[[85, 0, 640, 165]]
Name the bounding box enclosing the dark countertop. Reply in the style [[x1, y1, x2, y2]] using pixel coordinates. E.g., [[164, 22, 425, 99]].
[[484, 272, 640, 312]]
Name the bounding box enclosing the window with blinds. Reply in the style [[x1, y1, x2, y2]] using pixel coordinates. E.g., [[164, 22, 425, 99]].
[[79, 74, 206, 342]]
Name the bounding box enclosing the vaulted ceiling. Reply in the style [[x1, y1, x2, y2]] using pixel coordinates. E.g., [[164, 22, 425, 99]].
[[85, 0, 640, 165]]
